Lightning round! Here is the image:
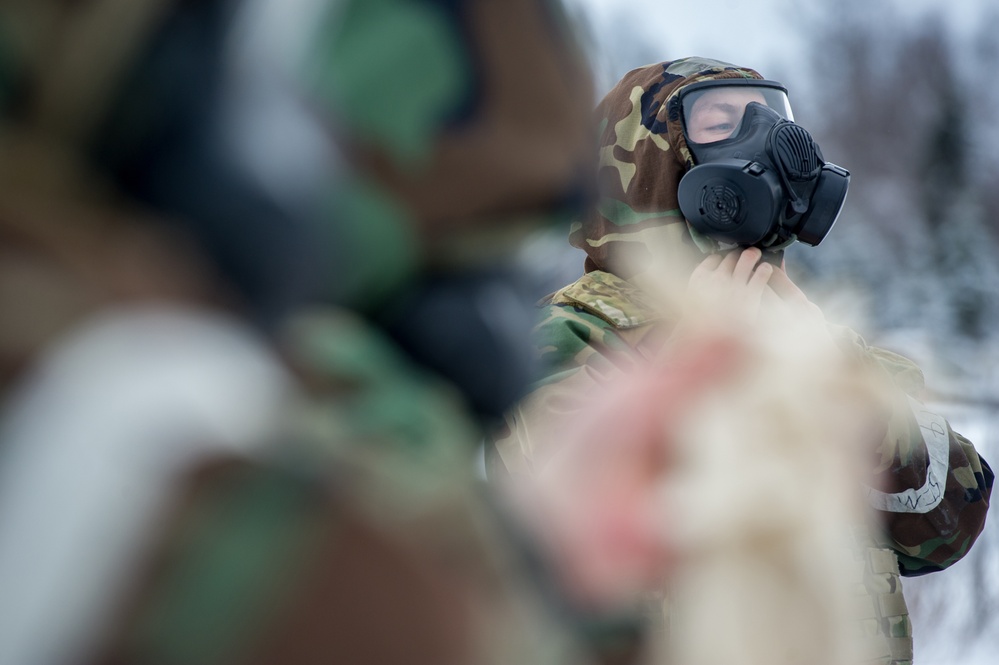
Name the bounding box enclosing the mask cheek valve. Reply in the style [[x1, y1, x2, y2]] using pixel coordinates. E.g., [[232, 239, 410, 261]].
[[678, 158, 785, 247]]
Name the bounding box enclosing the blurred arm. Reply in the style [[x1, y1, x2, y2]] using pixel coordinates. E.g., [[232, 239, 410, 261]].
[[857, 341, 993, 576]]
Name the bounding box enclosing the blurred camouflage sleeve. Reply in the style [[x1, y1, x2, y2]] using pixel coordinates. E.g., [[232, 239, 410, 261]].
[[858, 341, 994, 576]]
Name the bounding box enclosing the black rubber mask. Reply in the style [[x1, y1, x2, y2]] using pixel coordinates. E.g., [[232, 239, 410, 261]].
[[677, 96, 850, 248]]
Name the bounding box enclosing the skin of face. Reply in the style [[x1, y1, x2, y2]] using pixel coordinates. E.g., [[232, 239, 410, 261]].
[[685, 88, 768, 144]]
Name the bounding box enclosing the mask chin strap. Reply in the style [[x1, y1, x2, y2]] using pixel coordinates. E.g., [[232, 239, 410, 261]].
[[762, 231, 798, 251]]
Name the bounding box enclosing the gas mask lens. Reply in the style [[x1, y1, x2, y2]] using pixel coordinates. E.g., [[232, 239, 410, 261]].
[[680, 80, 793, 145]]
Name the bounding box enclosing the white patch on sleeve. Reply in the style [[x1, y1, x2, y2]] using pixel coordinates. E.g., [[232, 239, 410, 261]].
[[866, 397, 951, 514]]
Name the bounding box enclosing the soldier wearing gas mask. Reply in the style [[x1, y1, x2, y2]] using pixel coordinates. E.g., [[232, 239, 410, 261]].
[[491, 57, 992, 665]]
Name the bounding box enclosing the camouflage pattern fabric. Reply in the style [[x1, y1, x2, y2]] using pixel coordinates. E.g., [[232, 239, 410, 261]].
[[295, 0, 600, 416], [535, 272, 662, 380], [90, 308, 589, 665], [0, 133, 224, 395], [0, 1, 618, 664], [838, 517, 915, 665], [860, 345, 994, 576], [568, 57, 764, 278], [0, 3, 211, 395], [0, 0, 597, 315], [494, 268, 992, 665], [307, 0, 596, 272]]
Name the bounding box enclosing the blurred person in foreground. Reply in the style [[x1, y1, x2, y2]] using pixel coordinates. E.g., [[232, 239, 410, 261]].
[[492, 57, 993, 665], [0, 1, 696, 664], [0, 2, 303, 662]]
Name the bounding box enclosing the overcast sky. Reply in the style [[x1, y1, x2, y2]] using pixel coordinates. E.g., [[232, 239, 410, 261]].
[[564, 0, 994, 94]]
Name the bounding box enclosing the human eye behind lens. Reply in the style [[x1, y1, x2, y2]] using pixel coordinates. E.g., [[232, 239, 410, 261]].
[[691, 110, 740, 142]]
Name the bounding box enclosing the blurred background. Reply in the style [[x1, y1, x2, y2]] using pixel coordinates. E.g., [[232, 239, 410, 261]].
[[541, 1, 999, 663], [0, 1, 992, 663]]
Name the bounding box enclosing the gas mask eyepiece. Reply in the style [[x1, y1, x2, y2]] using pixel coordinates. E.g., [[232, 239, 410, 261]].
[[675, 79, 849, 249]]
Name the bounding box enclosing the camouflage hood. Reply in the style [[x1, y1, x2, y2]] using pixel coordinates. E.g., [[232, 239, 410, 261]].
[[568, 57, 764, 278]]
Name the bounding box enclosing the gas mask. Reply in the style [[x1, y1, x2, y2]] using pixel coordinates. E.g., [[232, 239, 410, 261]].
[[674, 79, 850, 249]]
